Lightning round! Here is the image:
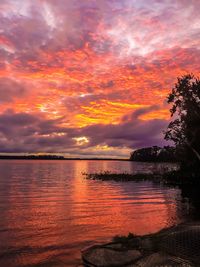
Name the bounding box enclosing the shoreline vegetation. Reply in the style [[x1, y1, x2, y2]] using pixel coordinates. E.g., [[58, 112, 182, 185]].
[[83, 170, 200, 186], [130, 146, 178, 162]]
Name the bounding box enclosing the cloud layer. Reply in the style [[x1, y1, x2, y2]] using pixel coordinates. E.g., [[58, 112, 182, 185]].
[[0, 0, 199, 157]]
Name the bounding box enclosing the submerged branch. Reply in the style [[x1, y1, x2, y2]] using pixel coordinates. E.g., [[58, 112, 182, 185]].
[[189, 145, 200, 162]]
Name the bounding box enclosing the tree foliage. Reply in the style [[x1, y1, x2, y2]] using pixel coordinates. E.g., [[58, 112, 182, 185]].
[[130, 146, 177, 162], [165, 74, 200, 169]]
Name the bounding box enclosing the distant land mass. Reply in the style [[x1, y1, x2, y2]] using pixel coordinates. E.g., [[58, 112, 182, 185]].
[[130, 146, 177, 162], [0, 155, 127, 161], [0, 155, 65, 160], [0, 147, 177, 162]]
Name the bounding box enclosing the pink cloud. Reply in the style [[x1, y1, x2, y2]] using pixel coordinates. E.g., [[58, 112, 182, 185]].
[[0, 0, 199, 156]]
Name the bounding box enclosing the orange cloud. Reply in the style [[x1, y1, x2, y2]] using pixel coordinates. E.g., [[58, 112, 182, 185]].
[[0, 0, 200, 155]]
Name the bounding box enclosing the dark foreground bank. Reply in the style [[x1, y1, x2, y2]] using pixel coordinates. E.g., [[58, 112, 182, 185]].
[[82, 222, 200, 266]]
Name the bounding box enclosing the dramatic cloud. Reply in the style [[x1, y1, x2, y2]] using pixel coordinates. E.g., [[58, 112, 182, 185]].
[[0, 107, 169, 157], [0, 0, 199, 157]]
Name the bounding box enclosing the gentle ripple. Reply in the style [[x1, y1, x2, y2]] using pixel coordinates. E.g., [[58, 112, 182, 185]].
[[0, 160, 190, 266]]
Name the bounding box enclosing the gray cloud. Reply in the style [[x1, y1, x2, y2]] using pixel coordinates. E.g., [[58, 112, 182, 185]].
[[0, 108, 169, 154]]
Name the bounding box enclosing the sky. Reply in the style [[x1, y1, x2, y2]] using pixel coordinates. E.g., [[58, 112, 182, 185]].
[[0, 0, 200, 158]]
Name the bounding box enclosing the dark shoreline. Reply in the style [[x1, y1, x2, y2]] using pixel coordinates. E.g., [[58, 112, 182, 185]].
[[0, 156, 128, 161], [84, 170, 200, 186], [0, 157, 179, 163], [0, 155, 179, 162]]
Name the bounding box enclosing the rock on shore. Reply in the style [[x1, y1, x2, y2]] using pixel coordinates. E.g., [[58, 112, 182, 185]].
[[82, 223, 200, 266]]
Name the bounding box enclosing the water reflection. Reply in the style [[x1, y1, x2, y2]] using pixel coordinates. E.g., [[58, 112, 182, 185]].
[[0, 160, 190, 266]]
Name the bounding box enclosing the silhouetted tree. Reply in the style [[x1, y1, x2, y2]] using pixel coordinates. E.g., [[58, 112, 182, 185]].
[[130, 146, 176, 162], [165, 74, 200, 170]]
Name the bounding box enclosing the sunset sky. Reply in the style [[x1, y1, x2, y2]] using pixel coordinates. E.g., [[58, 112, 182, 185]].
[[0, 0, 199, 158]]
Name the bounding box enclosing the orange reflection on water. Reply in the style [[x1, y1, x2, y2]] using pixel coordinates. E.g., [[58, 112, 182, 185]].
[[70, 161, 182, 236], [0, 160, 186, 267]]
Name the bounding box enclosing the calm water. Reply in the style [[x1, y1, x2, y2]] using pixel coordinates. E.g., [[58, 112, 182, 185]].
[[0, 160, 193, 266]]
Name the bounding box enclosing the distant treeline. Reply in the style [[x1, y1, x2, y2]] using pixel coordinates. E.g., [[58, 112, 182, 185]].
[[0, 155, 65, 160], [130, 146, 177, 162], [0, 155, 127, 160]]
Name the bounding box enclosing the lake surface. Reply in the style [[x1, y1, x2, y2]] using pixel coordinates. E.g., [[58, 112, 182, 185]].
[[0, 160, 195, 266]]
